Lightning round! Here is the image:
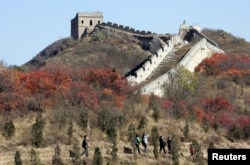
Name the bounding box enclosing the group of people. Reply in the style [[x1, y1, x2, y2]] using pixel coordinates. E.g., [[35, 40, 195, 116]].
[[81, 134, 195, 157], [134, 134, 172, 155], [135, 133, 149, 154], [159, 136, 172, 155]]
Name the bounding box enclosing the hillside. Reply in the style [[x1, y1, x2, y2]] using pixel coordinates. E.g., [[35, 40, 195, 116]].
[[1, 24, 250, 165]]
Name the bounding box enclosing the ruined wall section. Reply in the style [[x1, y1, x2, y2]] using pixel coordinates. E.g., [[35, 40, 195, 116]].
[[140, 38, 224, 96], [126, 35, 183, 85]]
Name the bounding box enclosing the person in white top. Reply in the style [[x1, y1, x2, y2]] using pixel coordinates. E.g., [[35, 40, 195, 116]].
[[142, 133, 149, 154]]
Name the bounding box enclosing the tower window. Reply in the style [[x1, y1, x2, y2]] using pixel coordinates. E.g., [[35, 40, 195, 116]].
[[81, 20, 84, 24], [90, 20, 93, 26], [98, 20, 100, 24]]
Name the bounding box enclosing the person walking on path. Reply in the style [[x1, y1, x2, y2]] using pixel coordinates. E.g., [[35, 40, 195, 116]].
[[167, 137, 172, 154], [134, 134, 141, 154], [189, 144, 194, 157], [82, 135, 89, 157], [159, 135, 166, 154], [142, 133, 148, 154]]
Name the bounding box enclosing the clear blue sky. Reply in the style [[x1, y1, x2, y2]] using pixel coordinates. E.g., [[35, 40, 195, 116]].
[[1, 0, 250, 66]]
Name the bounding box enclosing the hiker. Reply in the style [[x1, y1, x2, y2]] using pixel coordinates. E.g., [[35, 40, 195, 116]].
[[189, 144, 194, 157], [167, 137, 172, 154], [142, 133, 148, 154], [82, 135, 89, 157], [134, 134, 141, 154], [159, 135, 166, 154]]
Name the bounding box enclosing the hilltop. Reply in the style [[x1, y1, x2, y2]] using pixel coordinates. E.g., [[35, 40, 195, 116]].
[[1, 22, 250, 165]]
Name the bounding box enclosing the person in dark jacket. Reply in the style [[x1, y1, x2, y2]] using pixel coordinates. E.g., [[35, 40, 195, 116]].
[[167, 137, 172, 154], [82, 135, 89, 157], [159, 135, 166, 154]]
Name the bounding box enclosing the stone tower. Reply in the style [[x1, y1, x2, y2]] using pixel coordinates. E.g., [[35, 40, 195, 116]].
[[71, 12, 103, 39]]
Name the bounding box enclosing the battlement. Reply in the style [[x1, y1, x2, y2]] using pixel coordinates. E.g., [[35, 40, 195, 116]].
[[76, 12, 103, 17], [98, 22, 156, 36]]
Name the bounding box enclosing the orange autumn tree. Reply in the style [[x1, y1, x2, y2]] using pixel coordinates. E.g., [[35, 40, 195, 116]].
[[83, 68, 129, 107], [196, 53, 250, 76], [0, 69, 25, 111], [194, 96, 234, 129], [21, 65, 72, 109]]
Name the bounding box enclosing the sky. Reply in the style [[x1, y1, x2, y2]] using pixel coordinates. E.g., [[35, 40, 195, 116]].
[[1, 0, 250, 66]]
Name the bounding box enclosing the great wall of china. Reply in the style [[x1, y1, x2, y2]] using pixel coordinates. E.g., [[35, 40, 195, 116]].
[[71, 12, 224, 97]]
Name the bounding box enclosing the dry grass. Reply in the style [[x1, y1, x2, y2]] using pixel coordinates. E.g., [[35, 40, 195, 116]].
[[1, 106, 250, 165]]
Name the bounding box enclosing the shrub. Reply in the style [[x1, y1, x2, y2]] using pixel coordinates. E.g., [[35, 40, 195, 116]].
[[93, 147, 103, 165], [151, 126, 159, 159], [31, 114, 44, 147], [67, 120, 74, 145], [183, 121, 189, 140], [127, 123, 136, 153], [14, 151, 23, 165], [71, 141, 81, 165], [52, 144, 64, 165], [97, 109, 123, 141], [137, 116, 148, 130], [171, 135, 180, 165], [227, 125, 243, 140], [78, 110, 89, 130], [30, 148, 42, 165], [111, 141, 118, 161], [2, 120, 15, 139]]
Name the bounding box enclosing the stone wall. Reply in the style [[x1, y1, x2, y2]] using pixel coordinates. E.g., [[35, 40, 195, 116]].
[[98, 22, 155, 36], [126, 35, 183, 85], [140, 38, 224, 96]]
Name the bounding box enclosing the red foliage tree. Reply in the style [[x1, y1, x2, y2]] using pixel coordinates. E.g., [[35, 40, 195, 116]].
[[201, 96, 234, 113], [195, 53, 227, 75], [196, 53, 250, 76], [0, 69, 25, 111], [61, 81, 98, 110], [83, 68, 129, 107]]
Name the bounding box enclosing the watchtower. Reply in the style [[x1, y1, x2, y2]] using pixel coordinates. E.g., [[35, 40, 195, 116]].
[[71, 12, 103, 39]]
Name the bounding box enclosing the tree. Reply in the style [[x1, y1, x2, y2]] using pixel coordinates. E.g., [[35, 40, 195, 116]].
[[93, 147, 103, 165], [52, 144, 64, 165], [31, 113, 44, 147], [30, 148, 42, 165], [67, 119, 74, 145], [71, 141, 81, 165], [110, 141, 119, 161], [148, 94, 160, 121], [0, 69, 25, 111], [171, 135, 180, 165], [2, 120, 15, 139], [151, 126, 159, 159], [163, 67, 196, 119], [127, 123, 136, 155], [78, 109, 89, 130], [14, 151, 23, 165], [183, 121, 189, 140], [137, 116, 148, 130], [163, 66, 197, 102]]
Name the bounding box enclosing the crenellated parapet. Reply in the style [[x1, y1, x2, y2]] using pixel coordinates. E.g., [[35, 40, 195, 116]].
[[98, 22, 155, 36]]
